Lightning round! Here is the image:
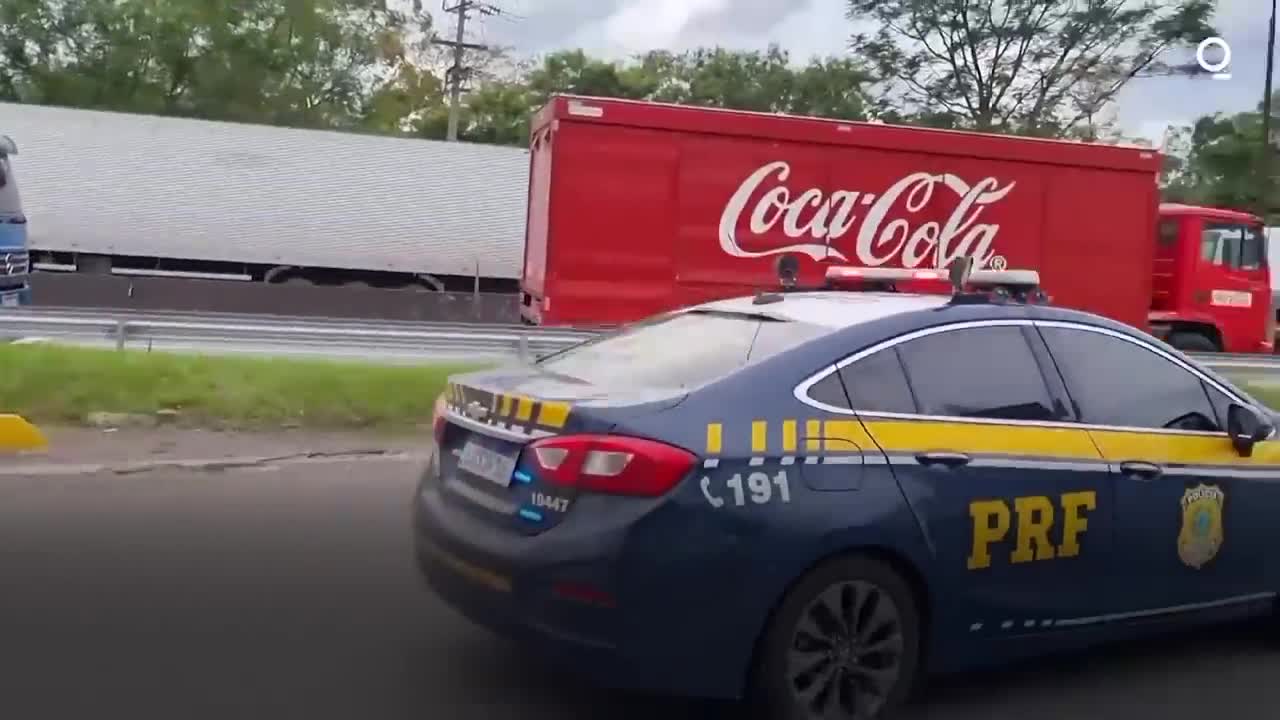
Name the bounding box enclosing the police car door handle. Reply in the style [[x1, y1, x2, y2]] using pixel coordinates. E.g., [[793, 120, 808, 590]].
[[1119, 461, 1162, 480], [914, 451, 970, 468]]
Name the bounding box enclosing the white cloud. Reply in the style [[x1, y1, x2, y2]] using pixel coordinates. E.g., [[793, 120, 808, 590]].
[[474, 0, 1275, 139], [597, 0, 730, 52]]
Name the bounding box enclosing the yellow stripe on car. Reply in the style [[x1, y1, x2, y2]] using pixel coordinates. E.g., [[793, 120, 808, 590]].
[[0, 414, 47, 453], [863, 419, 1101, 461], [1089, 428, 1280, 467], [706, 423, 723, 454], [536, 400, 571, 428]]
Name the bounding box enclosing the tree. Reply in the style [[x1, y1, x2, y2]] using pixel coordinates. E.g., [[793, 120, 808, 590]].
[[420, 47, 872, 147], [649, 46, 871, 121], [524, 49, 654, 102], [0, 0, 435, 129], [847, 0, 1216, 137], [1161, 98, 1277, 220]]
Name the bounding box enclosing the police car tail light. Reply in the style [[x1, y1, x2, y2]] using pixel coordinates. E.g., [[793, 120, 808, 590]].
[[527, 434, 697, 496]]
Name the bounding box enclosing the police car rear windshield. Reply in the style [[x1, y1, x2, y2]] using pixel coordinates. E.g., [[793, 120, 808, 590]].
[[535, 309, 833, 390]]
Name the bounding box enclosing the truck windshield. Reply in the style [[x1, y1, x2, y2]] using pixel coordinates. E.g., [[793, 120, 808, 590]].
[[536, 310, 833, 389]]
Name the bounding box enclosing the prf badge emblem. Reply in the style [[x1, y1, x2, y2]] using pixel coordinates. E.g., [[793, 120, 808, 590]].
[[1178, 484, 1225, 569]]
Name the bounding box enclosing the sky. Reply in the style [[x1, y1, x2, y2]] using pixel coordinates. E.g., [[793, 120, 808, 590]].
[[463, 0, 1274, 146]]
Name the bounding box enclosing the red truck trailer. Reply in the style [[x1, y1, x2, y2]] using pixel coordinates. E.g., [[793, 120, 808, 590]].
[[520, 95, 1271, 354]]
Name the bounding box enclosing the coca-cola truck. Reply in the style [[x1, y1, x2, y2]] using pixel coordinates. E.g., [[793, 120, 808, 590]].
[[520, 95, 1272, 354]]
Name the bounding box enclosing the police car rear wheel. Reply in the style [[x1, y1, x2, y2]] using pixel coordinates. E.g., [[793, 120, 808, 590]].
[[754, 554, 921, 720]]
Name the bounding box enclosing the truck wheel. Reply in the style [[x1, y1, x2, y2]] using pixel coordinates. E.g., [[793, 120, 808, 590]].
[[1168, 332, 1218, 353], [751, 554, 922, 720]]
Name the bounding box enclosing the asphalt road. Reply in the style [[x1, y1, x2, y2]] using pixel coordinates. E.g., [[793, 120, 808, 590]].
[[1, 456, 1278, 720]]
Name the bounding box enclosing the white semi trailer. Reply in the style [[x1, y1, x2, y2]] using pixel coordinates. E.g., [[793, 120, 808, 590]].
[[2, 102, 529, 292]]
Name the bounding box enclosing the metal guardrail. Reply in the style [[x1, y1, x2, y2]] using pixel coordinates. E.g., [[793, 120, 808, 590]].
[[0, 309, 596, 362], [1, 308, 1279, 373], [1192, 356, 1280, 371]]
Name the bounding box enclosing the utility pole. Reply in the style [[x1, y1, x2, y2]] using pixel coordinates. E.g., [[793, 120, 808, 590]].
[[434, 0, 501, 141], [1262, 0, 1277, 218]]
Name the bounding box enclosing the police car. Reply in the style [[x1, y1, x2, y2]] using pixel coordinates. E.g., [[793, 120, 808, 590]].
[[413, 258, 1280, 719]]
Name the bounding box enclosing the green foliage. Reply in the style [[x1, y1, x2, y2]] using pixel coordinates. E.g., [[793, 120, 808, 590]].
[[0, 0, 436, 129], [416, 45, 872, 146], [0, 3, 873, 146], [846, 0, 1215, 137], [1162, 93, 1280, 221]]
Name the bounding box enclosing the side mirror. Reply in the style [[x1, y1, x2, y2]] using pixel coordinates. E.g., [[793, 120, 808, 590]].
[[1227, 403, 1273, 457]]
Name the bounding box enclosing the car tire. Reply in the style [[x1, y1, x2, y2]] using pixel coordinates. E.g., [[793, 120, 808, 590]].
[[750, 553, 923, 720], [1168, 331, 1218, 353]]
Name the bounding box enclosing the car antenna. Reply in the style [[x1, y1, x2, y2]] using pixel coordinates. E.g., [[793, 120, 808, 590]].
[[948, 256, 974, 294], [754, 254, 802, 304]]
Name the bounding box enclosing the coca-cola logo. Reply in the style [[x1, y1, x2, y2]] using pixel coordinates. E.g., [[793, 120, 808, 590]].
[[718, 161, 1017, 269]]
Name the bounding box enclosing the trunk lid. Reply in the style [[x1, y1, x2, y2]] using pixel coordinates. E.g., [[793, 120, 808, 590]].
[[434, 366, 683, 535]]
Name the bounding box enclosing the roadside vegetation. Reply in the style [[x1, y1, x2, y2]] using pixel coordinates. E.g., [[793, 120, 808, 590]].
[[0, 344, 480, 432], [2, 343, 1279, 433], [1239, 383, 1280, 411]]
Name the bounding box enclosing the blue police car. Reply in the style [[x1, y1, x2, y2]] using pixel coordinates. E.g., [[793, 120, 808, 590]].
[[413, 260, 1280, 719]]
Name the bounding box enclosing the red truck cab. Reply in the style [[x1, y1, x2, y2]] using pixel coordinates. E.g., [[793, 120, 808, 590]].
[[1149, 204, 1271, 353]]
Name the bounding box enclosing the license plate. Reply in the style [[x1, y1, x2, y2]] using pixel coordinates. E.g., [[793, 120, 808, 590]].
[[457, 441, 517, 488], [0, 294, 17, 307]]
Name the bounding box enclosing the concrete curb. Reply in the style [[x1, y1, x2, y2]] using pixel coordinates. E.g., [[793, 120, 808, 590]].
[[0, 449, 427, 477], [0, 414, 47, 453]]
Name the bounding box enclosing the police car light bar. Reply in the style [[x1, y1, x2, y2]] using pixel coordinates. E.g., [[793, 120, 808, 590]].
[[825, 267, 947, 282], [824, 266, 954, 295], [825, 265, 1040, 286], [968, 269, 1041, 287], [824, 264, 1044, 301]]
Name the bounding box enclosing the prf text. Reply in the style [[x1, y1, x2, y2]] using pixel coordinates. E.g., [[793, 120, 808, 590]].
[[967, 491, 1097, 570]]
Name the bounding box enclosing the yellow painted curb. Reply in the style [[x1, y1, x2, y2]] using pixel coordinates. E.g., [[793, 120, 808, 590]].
[[0, 414, 48, 452]]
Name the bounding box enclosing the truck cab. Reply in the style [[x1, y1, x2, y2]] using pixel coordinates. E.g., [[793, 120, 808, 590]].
[[0, 134, 30, 307], [1149, 203, 1270, 354]]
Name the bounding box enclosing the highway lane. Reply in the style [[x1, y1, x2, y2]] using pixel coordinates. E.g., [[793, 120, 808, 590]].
[[0, 456, 1276, 720]]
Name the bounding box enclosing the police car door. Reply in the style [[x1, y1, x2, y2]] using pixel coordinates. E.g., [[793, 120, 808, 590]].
[[831, 320, 1115, 641], [1036, 321, 1272, 615]]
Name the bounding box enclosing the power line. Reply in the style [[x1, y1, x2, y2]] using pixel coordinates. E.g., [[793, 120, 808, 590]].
[[433, 0, 510, 141]]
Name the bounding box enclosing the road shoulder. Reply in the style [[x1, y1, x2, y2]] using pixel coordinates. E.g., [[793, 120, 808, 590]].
[[0, 426, 430, 475]]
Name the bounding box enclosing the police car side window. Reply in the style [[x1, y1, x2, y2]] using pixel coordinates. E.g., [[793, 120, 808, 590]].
[[890, 326, 1059, 420], [806, 372, 851, 409], [1202, 383, 1236, 429], [896, 326, 1057, 421], [838, 348, 918, 414], [1039, 326, 1220, 432]]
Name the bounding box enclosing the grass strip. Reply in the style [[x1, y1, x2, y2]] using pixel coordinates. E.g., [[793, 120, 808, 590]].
[[1243, 383, 1280, 411], [0, 344, 481, 431], [2, 343, 1279, 433]]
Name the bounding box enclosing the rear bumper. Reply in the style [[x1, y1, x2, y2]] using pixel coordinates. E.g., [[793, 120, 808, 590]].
[[411, 470, 753, 700], [0, 284, 31, 306]]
